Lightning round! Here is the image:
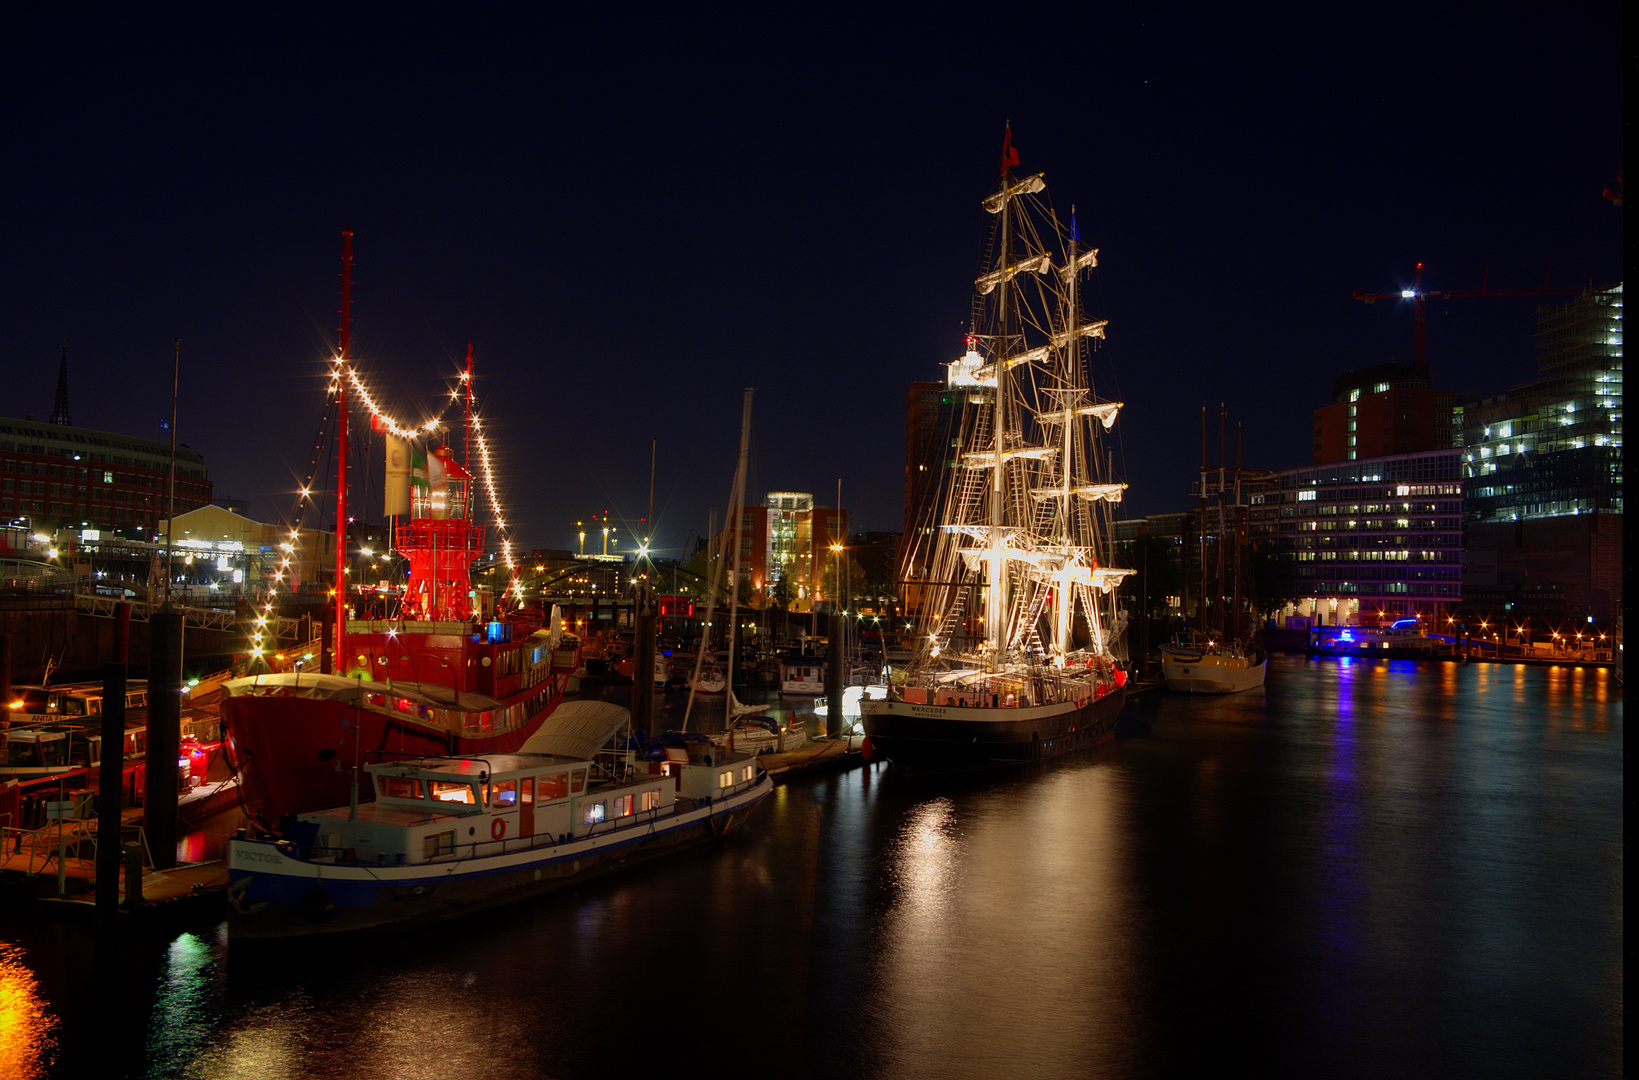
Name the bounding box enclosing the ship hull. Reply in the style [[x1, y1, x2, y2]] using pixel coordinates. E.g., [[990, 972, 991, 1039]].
[[860, 683, 1126, 773], [228, 776, 771, 939], [1153, 645, 1265, 698], [225, 694, 559, 829], [1159, 649, 1267, 693]]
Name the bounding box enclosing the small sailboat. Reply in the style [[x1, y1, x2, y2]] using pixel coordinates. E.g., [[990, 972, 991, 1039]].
[[1161, 407, 1266, 693], [683, 391, 774, 738]]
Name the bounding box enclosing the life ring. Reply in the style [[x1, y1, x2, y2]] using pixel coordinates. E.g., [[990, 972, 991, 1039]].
[[491, 818, 507, 840]]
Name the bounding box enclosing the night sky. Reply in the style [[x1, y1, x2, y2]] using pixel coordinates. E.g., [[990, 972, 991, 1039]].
[[4, 7, 1623, 559]]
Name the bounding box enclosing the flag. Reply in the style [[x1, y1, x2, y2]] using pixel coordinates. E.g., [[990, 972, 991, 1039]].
[[1071, 207, 1079, 245], [384, 434, 410, 516], [1000, 124, 1020, 175]]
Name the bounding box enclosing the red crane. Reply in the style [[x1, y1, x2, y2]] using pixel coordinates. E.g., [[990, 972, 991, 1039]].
[[1353, 263, 1584, 367]]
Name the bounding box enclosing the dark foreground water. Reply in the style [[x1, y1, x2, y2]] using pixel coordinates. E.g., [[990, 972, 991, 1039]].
[[0, 656, 1622, 1079]]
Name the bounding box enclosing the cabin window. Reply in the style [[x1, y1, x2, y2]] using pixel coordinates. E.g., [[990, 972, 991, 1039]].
[[570, 768, 587, 794], [540, 772, 568, 800], [718, 770, 733, 790], [430, 781, 477, 805], [741, 765, 754, 782], [488, 780, 517, 808], [365, 692, 386, 707], [613, 794, 633, 817], [378, 776, 424, 799], [520, 778, 534, 805], [583, 801, 605, 825], [424, 831, 456, 860], [641, 789, 660, 811]]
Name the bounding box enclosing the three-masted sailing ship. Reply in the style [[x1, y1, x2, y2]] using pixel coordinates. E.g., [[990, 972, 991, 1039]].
[[861, 129, 1131, 771]]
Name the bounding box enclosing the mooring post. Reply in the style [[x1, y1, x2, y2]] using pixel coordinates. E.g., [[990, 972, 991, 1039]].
[[96, 602, 132, 928], [632, 589, 656, 744], [145, 610, 183, 870], [825, 613, 845, 740]]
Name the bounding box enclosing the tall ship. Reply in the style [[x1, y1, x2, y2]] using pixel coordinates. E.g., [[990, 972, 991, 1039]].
[[861, 128, 1131, 772], [221, 233, 579, 830]]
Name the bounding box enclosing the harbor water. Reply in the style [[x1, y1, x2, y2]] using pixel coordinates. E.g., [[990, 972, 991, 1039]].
[[0, 655, 1622, 1078]]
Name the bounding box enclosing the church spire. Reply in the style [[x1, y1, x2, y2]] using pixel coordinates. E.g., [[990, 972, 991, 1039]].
[[50, 344, 72, 426]]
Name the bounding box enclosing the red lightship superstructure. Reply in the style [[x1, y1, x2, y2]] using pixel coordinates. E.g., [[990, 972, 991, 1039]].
[[224, 441, 579, 831], [221, 239, 579, 831]]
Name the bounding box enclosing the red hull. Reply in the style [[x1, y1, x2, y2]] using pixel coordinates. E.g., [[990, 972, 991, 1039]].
[[224, 680, 573, 828]]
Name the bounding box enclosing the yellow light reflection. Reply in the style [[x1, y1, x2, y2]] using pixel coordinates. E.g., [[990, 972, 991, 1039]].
[[0, 944, 59, 1080]]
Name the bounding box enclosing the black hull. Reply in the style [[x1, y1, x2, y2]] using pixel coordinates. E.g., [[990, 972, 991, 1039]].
[[861, 684, 1127, 773]]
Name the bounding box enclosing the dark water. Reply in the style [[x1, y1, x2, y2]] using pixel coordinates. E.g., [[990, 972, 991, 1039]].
[[0, 656, 1622, 1079]]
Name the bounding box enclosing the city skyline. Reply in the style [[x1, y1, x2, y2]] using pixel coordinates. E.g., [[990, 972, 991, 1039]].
[[3, 8, 1623, 555]]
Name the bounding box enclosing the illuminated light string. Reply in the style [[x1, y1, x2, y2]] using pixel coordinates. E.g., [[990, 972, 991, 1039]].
[[246, 355, 518, 663], [344, 357, 523, 611]]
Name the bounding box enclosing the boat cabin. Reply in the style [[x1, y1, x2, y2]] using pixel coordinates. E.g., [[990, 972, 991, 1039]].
[[296, 747, 761, 866]]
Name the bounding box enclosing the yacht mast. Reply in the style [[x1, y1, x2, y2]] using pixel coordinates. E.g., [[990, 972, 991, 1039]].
[[335, 229, 353, 636], [725, 389, 753, 702]]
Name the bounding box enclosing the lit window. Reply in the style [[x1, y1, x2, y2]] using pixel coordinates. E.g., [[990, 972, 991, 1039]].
[[378, 776, 423, 800], [583, 802, 606, 825], [430, 781, 476, 804]]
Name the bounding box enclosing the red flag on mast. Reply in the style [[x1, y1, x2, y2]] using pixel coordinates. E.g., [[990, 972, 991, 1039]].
[[1000, 124, 1020, 175]]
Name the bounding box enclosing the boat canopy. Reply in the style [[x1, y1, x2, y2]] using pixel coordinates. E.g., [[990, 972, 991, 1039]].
[[516, 700, 630, 760], [221, 672, 504, 712]]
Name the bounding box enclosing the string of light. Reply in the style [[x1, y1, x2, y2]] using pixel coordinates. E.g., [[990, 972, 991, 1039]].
[[248, 353, 522, 660]]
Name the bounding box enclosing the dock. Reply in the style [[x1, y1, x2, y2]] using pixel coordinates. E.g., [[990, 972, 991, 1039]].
[[0, 810, 229, 924]]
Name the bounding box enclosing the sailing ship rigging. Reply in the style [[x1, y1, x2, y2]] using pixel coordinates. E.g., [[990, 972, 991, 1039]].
[[861, 128, 1132, 771]]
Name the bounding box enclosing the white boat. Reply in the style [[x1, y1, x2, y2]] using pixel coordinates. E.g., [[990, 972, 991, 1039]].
[[226, 700, 771, 938], [779, 657, 825, 695], [1316, 617, 1446, 657], [814, 683, 888, 736], [708, 714, 808, 755], [1159, 633, 1267, 693], [860, 128, 1131, 772], [688, 665, 727, 694]]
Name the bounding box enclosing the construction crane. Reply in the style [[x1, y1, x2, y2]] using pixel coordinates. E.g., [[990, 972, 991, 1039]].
[[1353, 263, 1584, 367]]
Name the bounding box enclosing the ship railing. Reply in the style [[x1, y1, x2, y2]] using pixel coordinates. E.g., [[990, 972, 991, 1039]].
[[0, 810, 153, 900], [71, 591, 244, 633]]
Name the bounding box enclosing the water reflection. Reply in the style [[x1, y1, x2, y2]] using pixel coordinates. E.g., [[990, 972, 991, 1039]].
[[5, 659, 1623, 1078], [0, 943, 57, 1080]]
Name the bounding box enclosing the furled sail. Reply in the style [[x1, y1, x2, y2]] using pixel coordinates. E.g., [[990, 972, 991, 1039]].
[[1060, 248, 1099, 278], [1053, 321, 1108, 348], [973, 344, 1053, 383], [960, 445, 1056, 468], [1028, 482, 1125, 503], [1082, 402, 1122, 428], [981, 173, 1047, 213], [975, 253, 1053, 295]]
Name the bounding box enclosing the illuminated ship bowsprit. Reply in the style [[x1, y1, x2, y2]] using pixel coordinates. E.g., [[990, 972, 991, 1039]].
[[860, 132, 1132, 771]]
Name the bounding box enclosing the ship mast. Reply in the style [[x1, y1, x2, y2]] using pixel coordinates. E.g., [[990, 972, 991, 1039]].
[[987, 134, 1012, 660], [1053, 209, 1081, 659], [335, 229, 353, 636]]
